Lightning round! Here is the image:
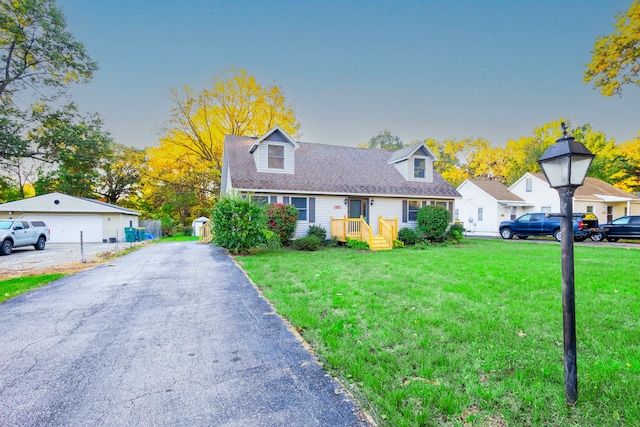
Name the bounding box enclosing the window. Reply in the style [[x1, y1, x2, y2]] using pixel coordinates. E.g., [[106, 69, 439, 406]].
[[408, 200, 420, 221], [252, 195, 269, 205], [586, 206, 594, 213], [291, 197, 307, 221], [477, 207, 484, 222], [541, 206, 551, 213], [268, 145, 285, 169], [526, 178, 532, 192], [454, 208, 459, 221], [414, 158, 426, 179]]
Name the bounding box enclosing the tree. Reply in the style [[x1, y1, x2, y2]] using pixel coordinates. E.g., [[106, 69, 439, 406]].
[[584, 0, 640, 96], [359, 130, 404, 150], [95, 143, 145, 204], [145, 68, 300, 225], [0, 0, 97, 105]]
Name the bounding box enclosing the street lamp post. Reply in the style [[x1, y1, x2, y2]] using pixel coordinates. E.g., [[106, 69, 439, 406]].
[[537, 123, 595, 405]]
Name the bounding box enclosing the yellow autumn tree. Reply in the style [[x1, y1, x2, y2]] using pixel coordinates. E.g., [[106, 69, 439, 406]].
[[611, 134, 640, 192], [143, 68, 300, 229]]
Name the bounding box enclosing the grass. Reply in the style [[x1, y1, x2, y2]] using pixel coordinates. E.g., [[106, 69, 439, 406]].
[[159, 234, 200, 242], [0, 274, 65, 303], [236, 238, 640, 426]]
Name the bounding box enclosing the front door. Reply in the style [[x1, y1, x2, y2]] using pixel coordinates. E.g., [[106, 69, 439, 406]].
[[348, 198, 369, 223]]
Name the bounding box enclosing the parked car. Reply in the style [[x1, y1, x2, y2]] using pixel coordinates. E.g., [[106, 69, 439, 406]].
[[0, 219, 51, 255], [499, 212, 590, 242], [600, 215, 640, 242]]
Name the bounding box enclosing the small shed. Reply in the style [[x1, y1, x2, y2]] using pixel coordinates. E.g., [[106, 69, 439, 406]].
[[191, 217, 210, 237]]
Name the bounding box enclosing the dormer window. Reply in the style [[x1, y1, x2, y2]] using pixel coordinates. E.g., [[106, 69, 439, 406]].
[[268, 145, 285, 169], [414, 158, 426, 179]]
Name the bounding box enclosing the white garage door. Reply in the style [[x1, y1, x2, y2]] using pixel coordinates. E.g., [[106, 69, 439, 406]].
[[22, 214, 103, 243]]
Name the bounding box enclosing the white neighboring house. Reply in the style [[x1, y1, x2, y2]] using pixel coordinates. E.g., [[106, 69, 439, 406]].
[[456, 172, 640, 236], [220, 126, 461, 242], [510, 172, 640, 224], [456, 179, 532, 237], [0, 192, 141, 243]]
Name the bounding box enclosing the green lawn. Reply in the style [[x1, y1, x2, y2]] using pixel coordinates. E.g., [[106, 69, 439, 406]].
[[237, 239, 640, 426], [0, 274, 65, 303]]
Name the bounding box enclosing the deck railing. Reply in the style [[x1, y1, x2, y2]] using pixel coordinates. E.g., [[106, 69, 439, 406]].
[[330, 216, 398, 250], [199, 222, 213, 244]]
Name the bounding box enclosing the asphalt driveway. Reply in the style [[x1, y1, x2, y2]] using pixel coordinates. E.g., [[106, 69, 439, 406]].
[[0, 241, 372, 426]]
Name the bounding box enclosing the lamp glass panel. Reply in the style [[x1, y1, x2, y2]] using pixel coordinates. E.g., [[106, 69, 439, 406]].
[[569, 155, 594, 186], [540, 156, 570, 188]]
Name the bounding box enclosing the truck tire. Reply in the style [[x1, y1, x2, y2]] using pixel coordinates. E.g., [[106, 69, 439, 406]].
[[34, 236, 46, 250], [590, 232, 604, 242], [1, 239, 13, 256], [500, 228, 513, 239], [553, 229, 562, 242]]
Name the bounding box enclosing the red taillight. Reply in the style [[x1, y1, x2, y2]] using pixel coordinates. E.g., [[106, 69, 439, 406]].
[[578, 220, 584, 230]]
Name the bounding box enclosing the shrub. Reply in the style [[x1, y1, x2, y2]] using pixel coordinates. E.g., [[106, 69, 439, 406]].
[[212, 194, 266, 254], [307, 224, 327, 242], [324, 237, 340, 248], [398, 227, 418, 245], [346, 238, 370, 250], [293, 235, 321, 251], [266, 203, 299, 245], [447, 222, 465, 243], [393, 239, 405, 248], [416, 205, 450, 242]]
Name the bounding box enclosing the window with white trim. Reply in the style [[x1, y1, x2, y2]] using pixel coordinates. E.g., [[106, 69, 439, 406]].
[[268, 145, 285, 169], [291, 197, 307, 221], [414, 158, 426, 179], [526, 178, 532, 192], [477, 207, 484, 222]]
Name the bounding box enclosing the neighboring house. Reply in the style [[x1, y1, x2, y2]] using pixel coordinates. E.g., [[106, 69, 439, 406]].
[[456, 179, 532, 237], [456, 172, 640, 236], [0, 192, 141, 243], [220, 126, 461, 249], [510, 172, 640, 224]]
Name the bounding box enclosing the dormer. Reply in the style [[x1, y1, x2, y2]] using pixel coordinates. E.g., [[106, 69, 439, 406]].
[[249, 126, 298, 174], [387, 142, 437, 182]]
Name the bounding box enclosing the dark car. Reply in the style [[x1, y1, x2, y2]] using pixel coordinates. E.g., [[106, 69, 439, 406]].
[[499, 212, 590, 242], [601, 215, 640, 242]]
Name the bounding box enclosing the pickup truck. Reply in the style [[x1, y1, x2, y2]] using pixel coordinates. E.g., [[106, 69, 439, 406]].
[[499, 213, 592, 242], [0, 219, 51, 255]]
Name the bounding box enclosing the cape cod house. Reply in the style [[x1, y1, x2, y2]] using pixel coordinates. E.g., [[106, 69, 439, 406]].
[[220, 126, 461, 249], [456, 172, 640, 236]]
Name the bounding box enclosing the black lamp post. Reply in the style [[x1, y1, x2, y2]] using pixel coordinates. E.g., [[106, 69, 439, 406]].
[[537, 123, 595, 405]]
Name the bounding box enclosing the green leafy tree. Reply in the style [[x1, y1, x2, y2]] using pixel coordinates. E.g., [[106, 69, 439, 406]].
[[359, 129, 404, 150], [96, 143, 144, 204], [212, 194, 267, 254], [0, 0, 97, 104], [584, 0, 640, 96]]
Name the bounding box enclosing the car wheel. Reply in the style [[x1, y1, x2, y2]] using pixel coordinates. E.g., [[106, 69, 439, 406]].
[[516, 235, 528, 240], [0, 239, 13, 256], [34, 236, 46, 250], [606, 237, 619, 242], [590, 232, 604, 242], [553, 229, 562, 242], [500, 228, 513, 239]]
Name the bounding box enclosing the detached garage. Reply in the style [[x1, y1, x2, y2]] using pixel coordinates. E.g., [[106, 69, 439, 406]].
[[0, 193, 141, 243]]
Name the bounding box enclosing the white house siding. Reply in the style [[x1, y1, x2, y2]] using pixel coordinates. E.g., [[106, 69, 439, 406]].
[[253, 142, 295, 174], [456, 182, 500, 236], [509, 174, 558, 213]]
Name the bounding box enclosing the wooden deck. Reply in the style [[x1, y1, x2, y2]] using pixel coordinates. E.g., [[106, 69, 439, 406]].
[[330, 216, 398, 250]]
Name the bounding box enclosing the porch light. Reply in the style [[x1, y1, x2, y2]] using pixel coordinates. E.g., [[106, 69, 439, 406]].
[[370, 199, 374, 206], [537, 122, 594, 406], [344, 198, 348, 205]]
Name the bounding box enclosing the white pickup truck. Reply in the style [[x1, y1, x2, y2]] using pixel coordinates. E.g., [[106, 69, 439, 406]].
[[0, 219, 51, 255]]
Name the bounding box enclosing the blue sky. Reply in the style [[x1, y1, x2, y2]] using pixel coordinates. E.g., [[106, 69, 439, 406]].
[[57, 0, 639, 149]]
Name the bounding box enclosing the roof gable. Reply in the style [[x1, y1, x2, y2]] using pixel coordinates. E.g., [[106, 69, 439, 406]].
[[0, 192, 140, 215], [249, 126, 299, 153], [388, 141, 437, 164], [460, 179, 524, 202]]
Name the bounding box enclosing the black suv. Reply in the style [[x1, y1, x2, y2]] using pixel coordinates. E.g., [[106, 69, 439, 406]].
[[600, 216, 640, 242]]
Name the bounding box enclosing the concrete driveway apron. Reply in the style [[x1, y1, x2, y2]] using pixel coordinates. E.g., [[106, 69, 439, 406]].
[[0, 242, 372, 426]]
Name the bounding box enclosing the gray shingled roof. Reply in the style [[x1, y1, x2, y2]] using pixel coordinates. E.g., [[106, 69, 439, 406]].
[[468, 179, 524, 202], [225, 135, 460, 198], [531, 173, 640, 200]]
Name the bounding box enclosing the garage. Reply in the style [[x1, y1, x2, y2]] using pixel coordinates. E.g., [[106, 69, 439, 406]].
[[0, 192, 141, 243], [22, 214, 103, 243]]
